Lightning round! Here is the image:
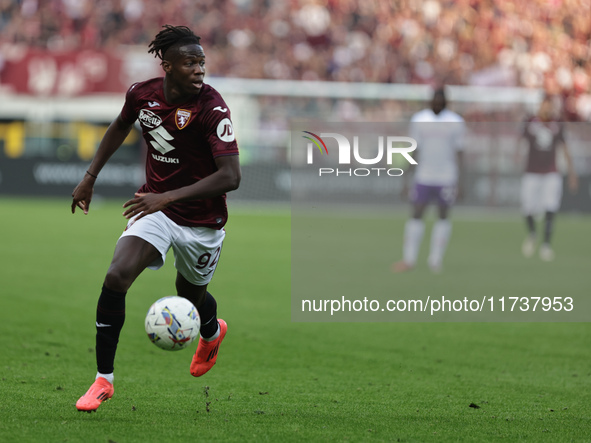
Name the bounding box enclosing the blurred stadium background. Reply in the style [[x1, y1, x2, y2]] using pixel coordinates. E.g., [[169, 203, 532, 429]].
[[0, 0, 590, 210]]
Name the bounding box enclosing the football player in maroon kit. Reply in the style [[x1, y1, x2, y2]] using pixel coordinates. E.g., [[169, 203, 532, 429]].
[[71, 25, 241, 412], [518, 96, 578, 261]]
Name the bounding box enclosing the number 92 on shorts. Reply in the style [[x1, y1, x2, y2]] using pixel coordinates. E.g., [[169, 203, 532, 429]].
[[120, 211, 225, 285]]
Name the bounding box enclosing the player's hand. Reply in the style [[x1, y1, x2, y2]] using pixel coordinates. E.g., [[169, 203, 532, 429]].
[[71, 176, 95, 215], [122, 192, 172, 221], [568, 172, 578, 193]]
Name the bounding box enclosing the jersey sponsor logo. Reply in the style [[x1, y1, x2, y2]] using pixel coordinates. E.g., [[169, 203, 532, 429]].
[[147, 126, 176, 155], [176, 109, 191, 130], [217, 118, 235, 142], [139, 109, 163, 129], [213, 106, 228, 113], [148, 101, 160, 107], [151, 153, 179, 164]]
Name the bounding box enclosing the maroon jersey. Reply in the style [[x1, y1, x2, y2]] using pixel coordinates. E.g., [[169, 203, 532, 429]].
[[522, 117, 564, 173], [120, 78, 239, 228]]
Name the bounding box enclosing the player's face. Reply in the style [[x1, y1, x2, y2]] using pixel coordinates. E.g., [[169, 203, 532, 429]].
[[165, 44, 206, 95], [431, 94, 446, 115], [538, 99, 553, 121]]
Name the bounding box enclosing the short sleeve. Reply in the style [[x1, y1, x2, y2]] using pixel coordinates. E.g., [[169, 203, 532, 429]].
[[201, 102, 239, 158], [120, 83, 140, 124]]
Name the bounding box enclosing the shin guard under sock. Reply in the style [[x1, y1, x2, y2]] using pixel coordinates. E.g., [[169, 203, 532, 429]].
[[95, 285, 126, 374]]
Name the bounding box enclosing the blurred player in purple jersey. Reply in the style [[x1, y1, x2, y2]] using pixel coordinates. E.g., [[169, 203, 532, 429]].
[[71, 25, 241, 412], [518, 96, 578, 261], [393, 88, 465, 273]]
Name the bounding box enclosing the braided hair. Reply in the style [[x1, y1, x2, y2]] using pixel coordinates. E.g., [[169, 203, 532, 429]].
[[148, 25, 201, 60]]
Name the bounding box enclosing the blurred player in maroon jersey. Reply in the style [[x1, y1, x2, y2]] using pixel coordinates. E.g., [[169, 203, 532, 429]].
[[71, 25, 241, 412], [518, 96, 578, 261]]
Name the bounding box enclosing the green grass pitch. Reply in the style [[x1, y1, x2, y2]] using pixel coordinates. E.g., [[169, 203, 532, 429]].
[[0, 197, 589, 442]]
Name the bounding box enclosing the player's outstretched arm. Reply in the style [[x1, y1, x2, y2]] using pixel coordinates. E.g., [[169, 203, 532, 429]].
[[122, 155, 241, 220], [71, 115, 133, 214]]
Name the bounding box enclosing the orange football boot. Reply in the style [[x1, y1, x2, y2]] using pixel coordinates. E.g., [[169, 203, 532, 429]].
[[75, 377, 114, 412], [190, 319, 227, 377]]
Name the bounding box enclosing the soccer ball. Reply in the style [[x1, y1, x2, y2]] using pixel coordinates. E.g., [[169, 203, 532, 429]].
[[145, 296, 201, 351]]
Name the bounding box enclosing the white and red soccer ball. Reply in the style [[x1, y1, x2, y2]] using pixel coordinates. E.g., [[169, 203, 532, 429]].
[[145, 296, 200, 351]]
